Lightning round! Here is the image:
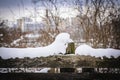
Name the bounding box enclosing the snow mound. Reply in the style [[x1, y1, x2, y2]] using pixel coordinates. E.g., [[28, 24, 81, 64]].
[[55, 33, 73, 43], [0, 33, 73, 59], [75, 44, 93, 56], [75, 44, 120, 58], [38, 68, 51, 73]]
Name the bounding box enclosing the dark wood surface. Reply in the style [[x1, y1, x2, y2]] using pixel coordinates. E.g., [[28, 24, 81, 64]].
[[0, 73, 120, 80]]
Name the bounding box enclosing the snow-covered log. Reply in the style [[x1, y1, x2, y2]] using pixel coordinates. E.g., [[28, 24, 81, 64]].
[[75, 44, 120, 58], [0, 33, 73, 59]]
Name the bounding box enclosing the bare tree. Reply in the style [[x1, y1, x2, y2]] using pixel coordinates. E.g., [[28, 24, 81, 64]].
[[73, 0, 120, 49], [31, 0, 66, 46]]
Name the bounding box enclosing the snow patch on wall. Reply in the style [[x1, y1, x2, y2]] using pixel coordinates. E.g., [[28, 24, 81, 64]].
[[0, 33, 73, 59], [75, 44, 120, 58]]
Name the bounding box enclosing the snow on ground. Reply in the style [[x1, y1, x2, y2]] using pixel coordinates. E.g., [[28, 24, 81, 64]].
[[0, 33, 73, 59], [37, 68, 51, 73], [24, 34, 41, 38], [11, 36, 23, 45], [1, 32, 119, 59], [75, 44, 120, 58]]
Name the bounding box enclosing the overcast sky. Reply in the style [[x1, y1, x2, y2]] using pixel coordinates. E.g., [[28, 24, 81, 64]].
[[0, 0, 33, 21], [0, 0, 31, 8], [0, 0, 83, 21]]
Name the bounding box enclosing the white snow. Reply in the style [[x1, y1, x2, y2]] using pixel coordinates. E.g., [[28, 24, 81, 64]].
[[24, 34, 40, 38], [75, 44, 120, 58], [1, 33, 119, 59], [0, 34, 3, 37], [0, 33, 73, 59], [0, 68, 51, 73], [37, 68, 51, 73], [11, 36, 23, 45]]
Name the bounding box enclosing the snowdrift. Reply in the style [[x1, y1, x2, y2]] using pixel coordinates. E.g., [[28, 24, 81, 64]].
[[0, 33, 73, 59], [75, 44, 120, 58], [1, 32, 120, 59]]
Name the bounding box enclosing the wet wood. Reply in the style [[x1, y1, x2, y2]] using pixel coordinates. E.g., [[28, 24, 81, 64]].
[[66, 42, 75, 54]]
